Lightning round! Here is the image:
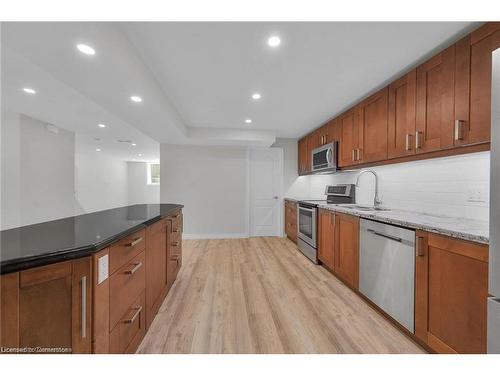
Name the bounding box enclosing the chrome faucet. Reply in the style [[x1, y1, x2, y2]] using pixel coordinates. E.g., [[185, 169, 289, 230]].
[[355, 169, 382, 207]]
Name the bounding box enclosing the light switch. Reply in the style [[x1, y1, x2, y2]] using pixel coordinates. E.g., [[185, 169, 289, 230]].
[[97, 254, 109, 284]]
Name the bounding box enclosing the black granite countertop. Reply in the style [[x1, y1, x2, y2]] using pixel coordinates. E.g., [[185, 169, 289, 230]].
[[0, 204, 183, 275]]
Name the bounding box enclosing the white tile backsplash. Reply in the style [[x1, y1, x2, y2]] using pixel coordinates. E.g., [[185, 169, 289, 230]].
[[300, 151, 490, 221]]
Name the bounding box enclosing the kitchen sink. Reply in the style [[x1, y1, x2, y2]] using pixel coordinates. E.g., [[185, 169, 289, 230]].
[[337, 204, 391, 212]]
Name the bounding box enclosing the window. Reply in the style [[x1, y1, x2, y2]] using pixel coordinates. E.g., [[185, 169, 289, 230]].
[[147, 163, 160, 185]]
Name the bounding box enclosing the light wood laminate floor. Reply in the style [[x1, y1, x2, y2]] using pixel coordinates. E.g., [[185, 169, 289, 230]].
[[137, 237, 425, 354]]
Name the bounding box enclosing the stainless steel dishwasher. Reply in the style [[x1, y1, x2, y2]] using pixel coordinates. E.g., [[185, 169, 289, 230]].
[[359, 219, 416, 333]]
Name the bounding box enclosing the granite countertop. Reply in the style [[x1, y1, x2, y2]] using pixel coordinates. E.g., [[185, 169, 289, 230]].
[[0, 203, 184, 274], [317, 203, 489, 245]]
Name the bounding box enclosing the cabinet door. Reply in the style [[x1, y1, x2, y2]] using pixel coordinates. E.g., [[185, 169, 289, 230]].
[[309, 128, 323, 150], [0, 272, 19, 350], [14, 258, 91, 353], [334, 213, 359, 290], [145, 218, 168, 328], [326, 118, 340, 145], [416, 45, 455, 153], [297, 137, 307, 175], [338, 108, 360, 167], [358, 87, 389, 163], [469, 25, 500, 145], [304, 134, 312, 173], [388, 70, 416, 158], [317, 209, 335, 271], [415, 232, 488, 354]]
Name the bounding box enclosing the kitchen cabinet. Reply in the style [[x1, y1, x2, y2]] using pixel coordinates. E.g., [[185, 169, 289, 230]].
[[468, 23, 500, 145], [145, 218, 168, 328], [0, 258, 91, 353], [317, 209, 335, 271], [388, 70, 417, 158], [357, 87, 389, 163], [298, 136, 310, 175], [167, 210, 183, 290], [311, 121, 338, 149], [334, 213, 359, 290], [415, 45, 456, 153], [284, 200, 297, 243], [415, 231, 489, 354], [338, 107, 360, 168]]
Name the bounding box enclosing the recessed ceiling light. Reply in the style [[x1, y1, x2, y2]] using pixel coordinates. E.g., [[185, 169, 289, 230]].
[[130, 96, 143, 103], [251, 93, 261, 100], [77, 44, 95, 56], [98, 123, 106, 128], [131, 143, 137, 146], [245, 119, 252, 124], [96, 148, 101, 152], [23, 87, 36, 94], [267, 36, 281, 47], [138, 153, 142, 157]]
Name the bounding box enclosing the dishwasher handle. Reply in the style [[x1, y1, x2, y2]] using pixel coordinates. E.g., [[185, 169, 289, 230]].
[[366, 228, 402, 243]]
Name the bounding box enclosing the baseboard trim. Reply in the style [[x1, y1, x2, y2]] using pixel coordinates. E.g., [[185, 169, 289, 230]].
[[183, 233, 250, 240]]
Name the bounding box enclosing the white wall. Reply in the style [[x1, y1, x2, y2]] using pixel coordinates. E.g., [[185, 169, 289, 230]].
[[296, 152, 490, 221], [271, 138, 309, 198], [160, 144, 248, 238], [1, 112, 77, 229], [74, 151, 129, 213], [127, 162, 160, 205]]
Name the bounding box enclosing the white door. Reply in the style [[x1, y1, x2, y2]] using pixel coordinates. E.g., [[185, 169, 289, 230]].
[[249, 148, 283, 237]]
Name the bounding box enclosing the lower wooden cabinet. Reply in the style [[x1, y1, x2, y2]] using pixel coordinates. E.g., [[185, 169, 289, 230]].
[[334, 213, 360, 290], [284, 200, 297, 243], [415, 231, 489, 353], [317, 209, 335, 271], [0, 258, 91, 353], [167, 211, 183, 290]]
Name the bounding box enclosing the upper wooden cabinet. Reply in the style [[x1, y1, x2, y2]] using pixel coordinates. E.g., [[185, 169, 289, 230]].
[[388, 70, 417, 158], [469, 23, 500, 145], [415, 231, 489, 354], [317, 209, 335, 271], [358, 87, 389, 163], [415, 45, 456, 153], [298, 135, 311, 175], [0, 258, 92, 353], [338, 107, 360, 167]]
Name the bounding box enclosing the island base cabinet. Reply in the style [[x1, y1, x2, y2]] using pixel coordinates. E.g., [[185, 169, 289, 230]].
[[0, 258, 91, 354], [415, 231, 489, 353]]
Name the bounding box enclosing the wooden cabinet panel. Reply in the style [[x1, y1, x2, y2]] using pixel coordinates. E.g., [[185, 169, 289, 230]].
[[334, 213, 359, 290], [415, 232, 488, 354], [71, 257, 92, 353], [469, 26, 500, 145], [317, 209, 335, 271], [338, 108, 360, 167], [388, 70, 416, 158], [416, 45, 455, 153], [326, 118, 340, 145], [92, 249, 110, 354], [298, 135, 311, 175], [109, 228, 146, 275], [284, 200, 297, 243], [145, 218, 168, 328], [109, 251, 146, 330], [167, 211, 183, 290], [358, 87, 388, 163], [0, 272, 19, 350]]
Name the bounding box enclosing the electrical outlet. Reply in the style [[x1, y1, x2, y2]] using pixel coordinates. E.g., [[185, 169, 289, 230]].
[[97, 254, 109, 284]]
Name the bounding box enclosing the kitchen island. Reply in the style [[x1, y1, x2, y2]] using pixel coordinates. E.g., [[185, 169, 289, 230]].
[[0, 203, 183, 354]]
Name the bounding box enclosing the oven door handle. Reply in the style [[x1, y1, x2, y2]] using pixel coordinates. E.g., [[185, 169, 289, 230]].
[[299, 206, 315, 212]]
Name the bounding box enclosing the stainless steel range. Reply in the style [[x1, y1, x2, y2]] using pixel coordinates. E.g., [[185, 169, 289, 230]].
[[297, 184, 355, 263]]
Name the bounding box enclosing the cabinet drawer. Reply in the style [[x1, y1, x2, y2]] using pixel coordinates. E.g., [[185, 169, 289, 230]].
[[169, 211, 183, 232], [109, 290, 146, 354], [109, 251, 146, 330], [109, 229, 146, 274]]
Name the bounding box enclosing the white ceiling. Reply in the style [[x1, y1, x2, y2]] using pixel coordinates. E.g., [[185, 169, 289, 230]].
[[2, 22, 480, 148]]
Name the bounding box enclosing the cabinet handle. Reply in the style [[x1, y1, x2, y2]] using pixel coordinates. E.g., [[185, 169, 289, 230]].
[[405, 134, 413, 151], [415, 131, 423, 150], [356, 148, 361, 161], [172, 228, 180, 233], [123, 305, 142, 324], [416, 236, 425, 257], [81, 276, 87, 339], [455, 120, 466, 141], [125, 237, 143, 247], [124, 261, 143, 275], [352, 149, 356, 161], [172, 241, 180, 246]]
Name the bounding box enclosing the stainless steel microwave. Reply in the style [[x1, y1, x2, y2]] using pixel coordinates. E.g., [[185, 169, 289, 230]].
[[311, 142, 337, 173]]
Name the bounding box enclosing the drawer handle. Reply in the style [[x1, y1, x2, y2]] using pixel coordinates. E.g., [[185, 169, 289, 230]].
[[455, 120, 466, 141], [405, 133, 413, 151], [172, 214, 180, 219], [415, 131, 423, 149], [416, 236, 425, 257], [124, 262, 143, 275], [172, 241, 180, 246], [125, 237, 143, 247], [171, 255, 180, 261], [123, 305, 142, 324], [172, 228, 180, 233]]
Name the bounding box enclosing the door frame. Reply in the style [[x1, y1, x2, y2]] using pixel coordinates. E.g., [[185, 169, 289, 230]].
[[247, 147, 284, 237]]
